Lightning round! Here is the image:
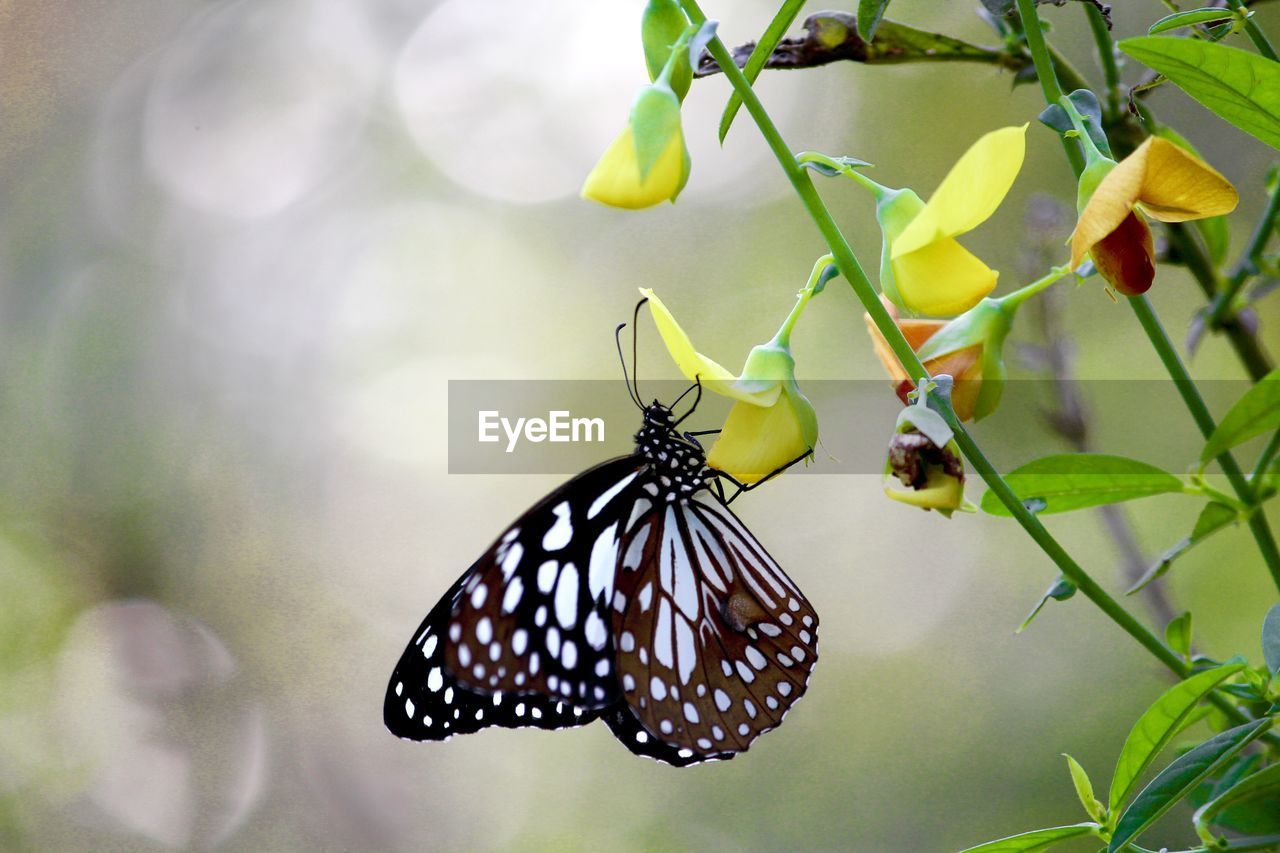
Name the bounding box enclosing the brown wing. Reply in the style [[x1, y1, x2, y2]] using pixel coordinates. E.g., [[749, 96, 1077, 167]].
[[611, 494, 818, 758]]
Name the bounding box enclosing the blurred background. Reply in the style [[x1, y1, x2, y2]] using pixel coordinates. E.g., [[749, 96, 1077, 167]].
[[2, 0, 1278, 849]]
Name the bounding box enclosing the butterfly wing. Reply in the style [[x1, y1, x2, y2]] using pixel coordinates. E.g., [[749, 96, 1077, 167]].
[[385, 455, 647, 740], [610, 492, 818, 762], [385, 568, 595, 739]]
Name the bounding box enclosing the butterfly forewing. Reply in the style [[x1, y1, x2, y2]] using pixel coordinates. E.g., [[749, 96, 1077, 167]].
[[611, 494, 819, 758], [442, 457, 644, 710], [385, 569, 597, 740]]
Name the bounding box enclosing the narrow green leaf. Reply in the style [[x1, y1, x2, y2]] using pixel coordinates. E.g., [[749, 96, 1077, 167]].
[[1064, 754, 1108, 824], [1148, 8, 1234, 35], [1127, 502, 1238, 594], [957, 823, 1099, 852], [1196, 761, 1280, 840], [1166, 611, 1193, 660], [1264, 604, 1280, 675], [856, 0, 891, 41], [1118, 37, 1280, 151], [1109, 719, 1272, 852], [717, 0, 806, 143], [981, 455, 1184, 517], [1201, 368, 1280, 462], [1017, 576, 1076, 633], [1109, 664, 1246, 812]]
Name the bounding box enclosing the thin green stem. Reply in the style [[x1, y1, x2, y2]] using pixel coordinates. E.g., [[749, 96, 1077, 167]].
[[1226, 0, 1279, 60], [677, 0, 1193, 683], [1127, 295, 1280, 594], [1015, 0, 1086, 176], [1251, 427, 1280, 485], [774, 254, 834, 346], [1208, 179, 1280, 327], [1084, 4, 1122, 119], [995, 265, 1074, 312], [1165, 223, 1273, 382]]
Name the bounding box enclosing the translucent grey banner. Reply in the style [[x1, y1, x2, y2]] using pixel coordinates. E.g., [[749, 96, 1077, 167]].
[[447, 379, 1260, 475]]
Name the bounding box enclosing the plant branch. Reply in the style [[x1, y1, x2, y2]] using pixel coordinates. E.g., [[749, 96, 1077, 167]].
[[1127, 295, 1280, 595]]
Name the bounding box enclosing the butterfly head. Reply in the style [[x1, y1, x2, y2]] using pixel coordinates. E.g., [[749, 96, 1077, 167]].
[[635, 401, 706, 499]]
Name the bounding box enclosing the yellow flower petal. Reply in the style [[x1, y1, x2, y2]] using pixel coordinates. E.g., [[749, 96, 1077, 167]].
[[706, 393, 810, 485], [892, 125, 1027, 258], [1070, 137, 1238, 269], [884, 465, 965, 513], [641, 289, 777, 405], [891, 237, 998, 316], [582, 127, 686, 210], [1134, 137, 1238, 223]]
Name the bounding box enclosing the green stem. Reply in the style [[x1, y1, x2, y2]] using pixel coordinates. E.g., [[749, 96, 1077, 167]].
[[773, 254, 834, 346], [1252, 427, 1280, 485], [1208, 179, 1280, 328], [1015, 0, 1086, 176], [1057, 94, 1109, 163], [1165, 223, 1273, 382], [995, 265, 1074, 312], [677, 0, 1194, 686], [1226, 0, 1279, 60], [1084, 4, 1122, 119], [1127, 295, 1280, 595]]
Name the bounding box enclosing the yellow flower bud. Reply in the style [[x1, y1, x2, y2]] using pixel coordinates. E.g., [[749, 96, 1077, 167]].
[[582, 85, 690, 210]]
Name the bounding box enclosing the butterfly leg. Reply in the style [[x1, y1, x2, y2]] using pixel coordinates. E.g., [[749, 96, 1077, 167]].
[[713, 448, 813, 505]]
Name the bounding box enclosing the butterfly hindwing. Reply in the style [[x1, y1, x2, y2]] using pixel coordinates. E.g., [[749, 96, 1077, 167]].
[[610, 494, 819, 760]]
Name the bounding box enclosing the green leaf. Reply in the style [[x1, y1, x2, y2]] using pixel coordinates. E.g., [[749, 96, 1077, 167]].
[[1118, 37, 1280, 152], [1108, 664, 1245, 812], [1017, 576, 1077, 633], [1064, 754, 1108, 824], [1201, 368, 1280, 463], [1166, 611, 1193, 660], [980, 455, 1185, 517], [717, 0, 806, 143], [856, 0, 890, 41], [1109, 719, 1272, 851], [1196, 761, 1280, 841], [1264, 604, 1280, 675], [1148, 8, 1234, 35], [957, 823, 1099, 852], [1127, 502, 1238, 594]]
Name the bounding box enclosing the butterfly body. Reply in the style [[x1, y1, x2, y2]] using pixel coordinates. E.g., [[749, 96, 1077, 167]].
[[385, 401, 818, 766]]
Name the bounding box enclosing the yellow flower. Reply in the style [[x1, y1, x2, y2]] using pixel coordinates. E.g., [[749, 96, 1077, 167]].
[[1070, 136, 1237, 296], [643, 288, 818, 484], [582, 84, 690, 210], [872, 125, 1027, 316]]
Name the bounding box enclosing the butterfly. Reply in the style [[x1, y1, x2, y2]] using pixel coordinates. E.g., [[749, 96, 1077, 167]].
[[384, 309, 819, 766]]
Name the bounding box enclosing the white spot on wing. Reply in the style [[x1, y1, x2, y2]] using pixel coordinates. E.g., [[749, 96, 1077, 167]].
[[588, 472, 638, 519], [584, 611, 607, 650], [543, 502, 573, 551], [655, 598, 673, 669], [555, 562, 579, 628], [588, 522, 620, 602]]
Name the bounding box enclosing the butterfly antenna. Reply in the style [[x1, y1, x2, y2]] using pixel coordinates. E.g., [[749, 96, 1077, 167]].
[[631, 297, 647, 405], [670, 375, 702, 427], [615, 321, 643, 410]]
